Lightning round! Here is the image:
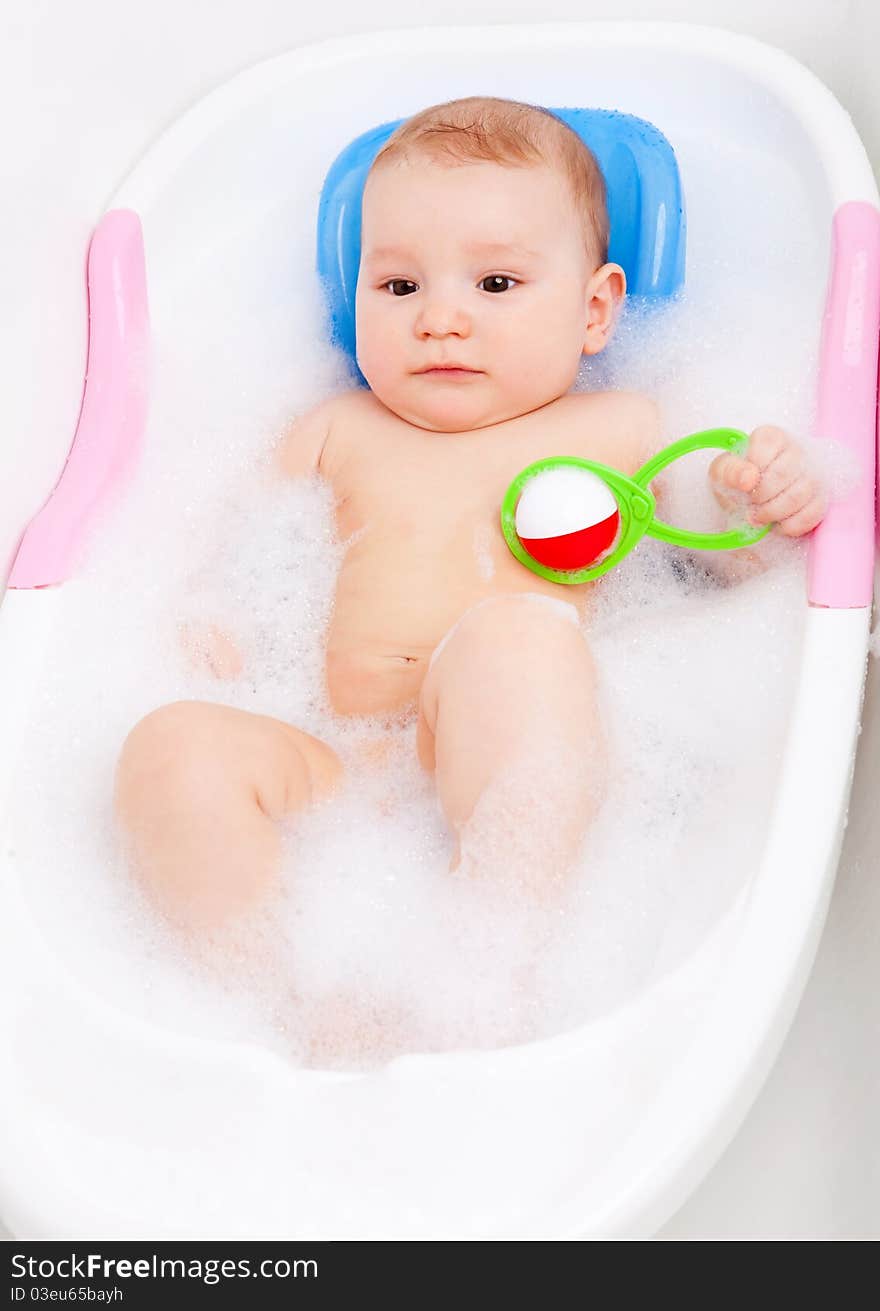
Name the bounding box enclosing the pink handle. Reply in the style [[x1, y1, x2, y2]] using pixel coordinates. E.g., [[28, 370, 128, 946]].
[[808, 201, 880, 608], [8, 210, 150, 589]]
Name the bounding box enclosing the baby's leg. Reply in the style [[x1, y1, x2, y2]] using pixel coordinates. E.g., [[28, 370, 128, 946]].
[[114, 701, 342, 940], [417, 594, 604, 900]]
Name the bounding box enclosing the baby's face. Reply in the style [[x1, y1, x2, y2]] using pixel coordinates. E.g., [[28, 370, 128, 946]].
[[356, 158, 607, 432]]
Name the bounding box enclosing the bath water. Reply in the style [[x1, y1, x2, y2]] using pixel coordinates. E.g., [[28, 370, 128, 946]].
[[7, 128, 837, 1068]]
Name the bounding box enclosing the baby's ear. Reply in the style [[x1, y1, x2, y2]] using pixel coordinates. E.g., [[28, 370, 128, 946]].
[[582, 263, 626, 356]]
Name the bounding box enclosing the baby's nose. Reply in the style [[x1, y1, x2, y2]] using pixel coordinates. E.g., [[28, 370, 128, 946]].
[[415, 298, 471, 338]]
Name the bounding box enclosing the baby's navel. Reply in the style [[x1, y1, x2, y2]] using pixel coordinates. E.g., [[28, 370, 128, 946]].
[[472, 523, 496, 581]]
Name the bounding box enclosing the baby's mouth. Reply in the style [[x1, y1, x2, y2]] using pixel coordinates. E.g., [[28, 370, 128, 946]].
[[416, 366, 483, 378]]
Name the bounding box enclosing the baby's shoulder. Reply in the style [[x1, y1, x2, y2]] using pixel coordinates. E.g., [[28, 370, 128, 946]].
[[311, 385, 371, 440], [319, 386, 392, 469], [572, 388, 660, 432], [274, 387, 378, 482], [566, 390, 662, 466], [322, 386, 392, 441]]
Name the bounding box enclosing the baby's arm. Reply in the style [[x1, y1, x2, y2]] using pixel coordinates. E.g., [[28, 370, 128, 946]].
[[272, 398, 335, 480], [180, 399, 338, 678]]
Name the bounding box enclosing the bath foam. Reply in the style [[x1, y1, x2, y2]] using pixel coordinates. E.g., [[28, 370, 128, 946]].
[[4, 129, 822, 1067]]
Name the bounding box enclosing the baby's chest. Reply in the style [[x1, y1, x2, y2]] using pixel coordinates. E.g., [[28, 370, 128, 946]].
[[350, 455, 516, 543], [331, 411, 643, 540]]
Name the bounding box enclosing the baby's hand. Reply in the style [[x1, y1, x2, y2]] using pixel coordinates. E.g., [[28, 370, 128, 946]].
[[708, 425, 827, 538], [178, 621, 244, 680]]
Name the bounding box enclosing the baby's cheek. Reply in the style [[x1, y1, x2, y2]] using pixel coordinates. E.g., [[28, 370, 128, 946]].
[[355, 302, 389, 359], [356, 326, 397, 388], [507, 314, 561, 363]]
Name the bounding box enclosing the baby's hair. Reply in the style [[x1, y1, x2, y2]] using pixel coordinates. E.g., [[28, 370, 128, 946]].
[[368, 95, 609, 266]]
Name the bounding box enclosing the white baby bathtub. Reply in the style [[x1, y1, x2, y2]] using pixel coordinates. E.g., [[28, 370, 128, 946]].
[[1, 22, 878, 1240]]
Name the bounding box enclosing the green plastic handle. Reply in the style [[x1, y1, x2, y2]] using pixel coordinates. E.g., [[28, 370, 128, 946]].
[[500, 427, 771, 585], [634, 428, 771, 551]]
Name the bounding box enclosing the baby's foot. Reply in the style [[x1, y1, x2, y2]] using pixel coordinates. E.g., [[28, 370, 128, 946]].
[[291, 989, 418, 1070], [352, 735, 394, 772]]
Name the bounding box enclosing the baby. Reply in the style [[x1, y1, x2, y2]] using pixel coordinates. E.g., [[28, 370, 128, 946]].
[[114, 97, 826, 950]]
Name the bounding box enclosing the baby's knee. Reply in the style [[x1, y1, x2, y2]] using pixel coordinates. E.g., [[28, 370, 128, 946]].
[[115, 701, 233, 815], [272, 726, 344, 811]]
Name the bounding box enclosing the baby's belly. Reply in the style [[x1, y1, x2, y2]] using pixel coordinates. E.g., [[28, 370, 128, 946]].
[[325, 644, 429, 717], [324, 562, 457, 716], [324, 541, 589, 717]]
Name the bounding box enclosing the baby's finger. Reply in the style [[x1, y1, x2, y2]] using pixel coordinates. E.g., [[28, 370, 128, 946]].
[[774, 494, 827, 538], [749, 446, 802, 506], [709, 452, 760, 494], [749, 473, 817, 525], [745, 424, 790, 471]]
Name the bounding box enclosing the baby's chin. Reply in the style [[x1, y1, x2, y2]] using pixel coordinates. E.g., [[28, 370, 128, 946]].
[[374, 382, 543, 434]]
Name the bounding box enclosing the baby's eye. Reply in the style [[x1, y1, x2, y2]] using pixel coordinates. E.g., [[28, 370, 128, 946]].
[[479, 275, 518, 293], [384, 279, 418, 297]]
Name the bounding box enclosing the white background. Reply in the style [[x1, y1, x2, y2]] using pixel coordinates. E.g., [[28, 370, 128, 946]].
[[2, 0, 878, 1240]]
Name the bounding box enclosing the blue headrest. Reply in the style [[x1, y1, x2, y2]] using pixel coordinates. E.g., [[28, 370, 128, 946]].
[[316, 107, 685, 379]]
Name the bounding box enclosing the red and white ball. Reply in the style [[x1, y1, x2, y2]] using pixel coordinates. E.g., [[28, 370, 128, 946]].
[[515, 466, 620, 571]]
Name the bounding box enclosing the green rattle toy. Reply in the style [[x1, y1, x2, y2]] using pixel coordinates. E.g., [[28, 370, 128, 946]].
[[501, 427, 770, 584]]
